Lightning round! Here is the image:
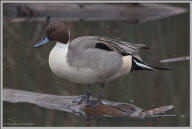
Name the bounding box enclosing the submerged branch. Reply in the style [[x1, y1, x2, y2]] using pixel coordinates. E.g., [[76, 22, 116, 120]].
[[160, 56, 189, 63], [3, 88, 175, 118], [4, 3, 187, 23]]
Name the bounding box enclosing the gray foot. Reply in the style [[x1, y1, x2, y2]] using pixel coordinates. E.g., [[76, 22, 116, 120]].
[[78, 95, 89, 104], [86, 99, 102, 107], [76, 95, 103, 107]]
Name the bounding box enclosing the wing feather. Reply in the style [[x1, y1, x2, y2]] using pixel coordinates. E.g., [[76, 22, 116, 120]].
[[97, 37, 148, 61], [98, 37, 148, 55]]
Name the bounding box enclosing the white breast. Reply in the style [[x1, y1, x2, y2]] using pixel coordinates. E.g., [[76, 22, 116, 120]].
[[48, 42, 105, 84]]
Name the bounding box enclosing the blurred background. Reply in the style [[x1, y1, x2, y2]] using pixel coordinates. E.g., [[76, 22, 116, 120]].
[[3, 3, 189, 126]]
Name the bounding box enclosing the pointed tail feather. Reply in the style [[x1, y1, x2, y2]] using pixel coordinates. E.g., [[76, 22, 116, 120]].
[[150, 66, 172, 70], [134, 59, 172, 71]]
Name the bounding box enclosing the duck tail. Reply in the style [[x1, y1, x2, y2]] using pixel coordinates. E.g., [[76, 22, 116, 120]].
[[149, 65, 172, 70], [133, 59, 172, 71]]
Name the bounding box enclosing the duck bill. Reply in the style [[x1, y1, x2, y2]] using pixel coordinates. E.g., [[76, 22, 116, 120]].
[[34, 35, 49, 48]]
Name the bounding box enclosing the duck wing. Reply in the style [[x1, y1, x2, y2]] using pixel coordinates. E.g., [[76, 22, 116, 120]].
[[70, 36, 148, 62], [97, 37, 148, 55]]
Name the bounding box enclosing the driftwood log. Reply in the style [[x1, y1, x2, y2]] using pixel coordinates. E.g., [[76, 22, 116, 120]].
[[3, 88, 175, 118], [3, 3, 187, 23]]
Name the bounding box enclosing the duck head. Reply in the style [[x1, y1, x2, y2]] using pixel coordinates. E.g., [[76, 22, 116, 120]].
[[34, 22, 70, 47]]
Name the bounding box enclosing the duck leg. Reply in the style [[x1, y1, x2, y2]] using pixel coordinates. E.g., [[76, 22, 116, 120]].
[[86, 85, 91, 102], [87, 83, 105, 107], [97, 83, 105, 102], [78, 84, 91, 104]]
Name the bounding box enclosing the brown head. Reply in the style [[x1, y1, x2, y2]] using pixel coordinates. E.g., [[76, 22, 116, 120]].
[[34, 22, 70, 47]]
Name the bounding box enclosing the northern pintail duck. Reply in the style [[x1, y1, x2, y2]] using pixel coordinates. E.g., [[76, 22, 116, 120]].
[[34, 22, 169, 106]]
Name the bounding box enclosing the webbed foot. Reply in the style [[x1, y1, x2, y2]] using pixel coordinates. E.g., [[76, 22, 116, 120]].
[[86, 99, 102, 107]]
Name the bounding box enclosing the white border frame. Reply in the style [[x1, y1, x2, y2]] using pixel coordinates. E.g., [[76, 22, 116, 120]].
[[1, 0, 191, 128]]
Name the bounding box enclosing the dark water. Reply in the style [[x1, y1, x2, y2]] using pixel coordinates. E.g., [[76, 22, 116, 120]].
[[3, 4, 189, 126]]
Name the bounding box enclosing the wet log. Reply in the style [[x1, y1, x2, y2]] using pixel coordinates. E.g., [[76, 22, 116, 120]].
[[3, 3, 187, 23], [3, 88, 175, 118]]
